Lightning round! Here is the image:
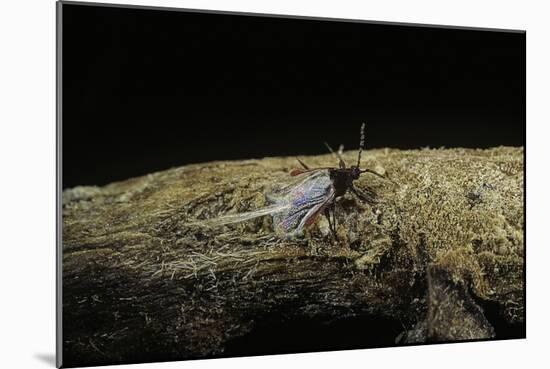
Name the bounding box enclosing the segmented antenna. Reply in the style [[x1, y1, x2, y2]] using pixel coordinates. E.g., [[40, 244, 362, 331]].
[[357, 122, 366, 167], [324, 142, 346, 168], [338, 144, 344, 157], [324, 142, 336, 156]]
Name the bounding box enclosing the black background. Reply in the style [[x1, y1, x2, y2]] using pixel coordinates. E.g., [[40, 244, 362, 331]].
[[62, 4, 525, 189]]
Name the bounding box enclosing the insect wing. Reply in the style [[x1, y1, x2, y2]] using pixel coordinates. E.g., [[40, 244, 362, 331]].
[[197, 202, 291, 227], [271, 170, 335, 235], [268, 168, 328, 202]]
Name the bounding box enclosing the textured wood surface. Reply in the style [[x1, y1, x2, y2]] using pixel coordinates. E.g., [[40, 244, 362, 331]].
[[62, 147, 524, 367]]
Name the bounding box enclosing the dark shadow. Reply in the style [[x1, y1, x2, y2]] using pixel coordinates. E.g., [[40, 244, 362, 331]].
[[225, 314, 404, 356], [480, 299, 526, 339], [34, 353, 56, 367]]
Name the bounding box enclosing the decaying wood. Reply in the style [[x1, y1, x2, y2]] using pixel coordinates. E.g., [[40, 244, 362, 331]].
[[62, 147, 524, 367]]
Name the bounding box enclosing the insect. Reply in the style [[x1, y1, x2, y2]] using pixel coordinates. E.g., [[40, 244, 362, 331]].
[[201, 123, 388, 237]]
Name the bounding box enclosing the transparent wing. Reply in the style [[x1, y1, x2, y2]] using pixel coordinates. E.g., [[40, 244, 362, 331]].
[[267, 169, 330, 203], [271, 170, 335, 235], [194, 203, 290, 227], [191, 169, 334, 235]]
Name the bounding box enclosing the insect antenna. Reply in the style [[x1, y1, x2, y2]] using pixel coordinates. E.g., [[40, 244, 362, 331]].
[[360, 168, 386, 180], [357, 122, 366, 168], [324, 142, 346, 168], [361, 167, 399, 185], [337, 144, 344, 157]]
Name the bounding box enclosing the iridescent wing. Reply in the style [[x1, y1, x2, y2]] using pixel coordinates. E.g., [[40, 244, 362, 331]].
[[270, 169, 335, 236], [192, 169, 335, 236], [195, 202, 291, 227]]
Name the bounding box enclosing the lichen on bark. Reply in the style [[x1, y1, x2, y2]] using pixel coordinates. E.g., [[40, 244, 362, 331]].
[[62, 147, 524, 367]]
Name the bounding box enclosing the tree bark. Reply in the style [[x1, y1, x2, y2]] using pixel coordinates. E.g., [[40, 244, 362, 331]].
[[62, 147, 524, 367]]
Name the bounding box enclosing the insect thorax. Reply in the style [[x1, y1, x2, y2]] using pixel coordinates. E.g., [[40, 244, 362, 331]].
[[329, 168, 357, 198]]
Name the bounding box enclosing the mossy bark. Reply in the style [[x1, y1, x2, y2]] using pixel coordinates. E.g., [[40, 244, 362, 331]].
[[62, 147, 524, 367]]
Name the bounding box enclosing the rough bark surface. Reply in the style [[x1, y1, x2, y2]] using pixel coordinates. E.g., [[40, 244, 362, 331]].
[[62, 147, 524, 367]]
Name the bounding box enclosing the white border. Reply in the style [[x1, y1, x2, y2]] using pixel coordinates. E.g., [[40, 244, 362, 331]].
[[1, 0, 548, 368]]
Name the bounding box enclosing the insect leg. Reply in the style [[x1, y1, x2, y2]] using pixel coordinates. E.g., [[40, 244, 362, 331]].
[[360, 168, 398, 186], [332, 203, 338, 234], [323, 205, 337, 238], [324, 207, 334, 236], [350, 183, 378, 206]]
